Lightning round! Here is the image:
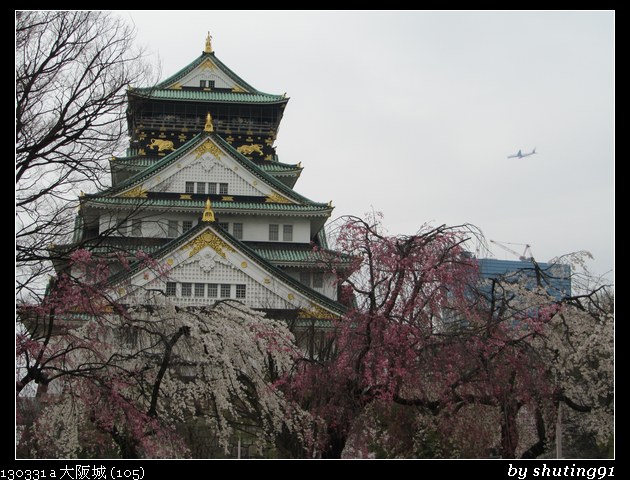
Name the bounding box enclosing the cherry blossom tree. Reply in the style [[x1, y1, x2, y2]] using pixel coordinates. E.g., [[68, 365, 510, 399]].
[[17, 215, 612, 458], [282, 214, 613, 458], [284, 214, 487, 457], [535, 255, 614, 458], [17, 249, 308, 458]]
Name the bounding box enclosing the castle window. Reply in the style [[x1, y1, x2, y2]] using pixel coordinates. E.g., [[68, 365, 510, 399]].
[[131, 219, 142, 236], [313, 272, 324, 289], [183, 220, 193, 233], [233, 223, 243, 240], [117, 325, 139, 348], [219, 183, 228, 195], [116, 216, 127, 236], [208, 183, 217, 195], [197, 182, 206, 194], [168, 220, 178, 237], [200, 80, 206, 88], [269, 224, 279, 241], [283, 225, 293, 242], [185, 182, 194, 194], [164, 282, 249, 300]]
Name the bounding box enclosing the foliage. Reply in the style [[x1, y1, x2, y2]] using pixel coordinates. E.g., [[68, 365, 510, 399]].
[[538, 266, 614, 458], [17, 250, 308, 458], [15, 11, 156, 300], [283, 214, 613, 458]]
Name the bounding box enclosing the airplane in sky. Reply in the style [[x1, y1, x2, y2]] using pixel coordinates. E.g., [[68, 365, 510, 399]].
[[507, 147, 537, 159]]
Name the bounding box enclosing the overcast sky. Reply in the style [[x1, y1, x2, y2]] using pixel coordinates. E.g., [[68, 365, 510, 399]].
[[118, 10, 614, 280]]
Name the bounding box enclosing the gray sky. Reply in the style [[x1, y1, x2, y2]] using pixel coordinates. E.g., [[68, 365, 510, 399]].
[[119, 10, 614, 280]]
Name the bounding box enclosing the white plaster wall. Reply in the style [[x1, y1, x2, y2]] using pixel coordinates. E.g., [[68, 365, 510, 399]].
[[181, 62, 239, 90], [220, 215, 310, 243], [100, 210, 312, 245], [159, 157, 263, 196]]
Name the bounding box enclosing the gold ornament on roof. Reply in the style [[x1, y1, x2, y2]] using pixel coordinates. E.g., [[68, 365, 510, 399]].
[[193, 138, 222, 160], [200, 59, 216, 71], [265, 191, 292, 204], [202, 198, 215, 222], [147, 138, 175, 152], [204, 113, 214, 132], [118, 185, 148, 198], [237, 144, 264, 156], [180, 230, 235, 259], [298, 302, 339, 320], [205, 33, 213, 53]]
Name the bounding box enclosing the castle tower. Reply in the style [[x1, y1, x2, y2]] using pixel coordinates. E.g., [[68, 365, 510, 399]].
[[69, 35, 348, 323]]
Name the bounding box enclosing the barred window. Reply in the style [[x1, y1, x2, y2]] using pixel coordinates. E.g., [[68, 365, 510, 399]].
[[131, 219, 142, 236], [233, 223, 243, 240], [269, 224, 279, 241], [117, 216, 127, 236], [197, 182, 206, 194], [219, 183, 228, 195], [313, 272, 324, 289], [118, 325, 139, 348], [283, 224, 293, 242], [208, 183, 217, 195], [164, 283, 248, 300], [185, 182, 194, 194], [183, 220, 193, 233], [168, 220, 178, 237]]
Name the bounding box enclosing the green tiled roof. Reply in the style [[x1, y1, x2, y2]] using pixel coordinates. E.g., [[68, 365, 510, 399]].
[[260, 162, 302, 173], [249, 244, 351, 266], [82, 196, 332, 213], [130, 51, 287, 103], [89, 131, 328, 209], [136, 89, 286, 104], [60, 237, 347, 268], [106, 221, 347, 317], [110, 156, 158, 170], [111, 152, 300, 173]]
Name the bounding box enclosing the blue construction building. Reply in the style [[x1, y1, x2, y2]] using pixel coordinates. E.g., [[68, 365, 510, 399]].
[[477, 258, 571, 300]]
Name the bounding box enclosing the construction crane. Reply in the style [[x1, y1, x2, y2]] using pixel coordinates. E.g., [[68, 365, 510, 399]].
[[490, 240, 534, 262]]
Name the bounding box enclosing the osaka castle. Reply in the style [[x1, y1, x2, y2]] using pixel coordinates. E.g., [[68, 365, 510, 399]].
[[69, 34, 347, 323]]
